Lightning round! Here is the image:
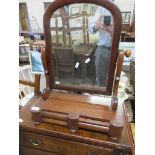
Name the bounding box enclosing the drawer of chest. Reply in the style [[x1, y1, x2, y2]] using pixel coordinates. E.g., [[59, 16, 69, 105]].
[[20, 146, 59, 155], [20, 131, 114, 155]]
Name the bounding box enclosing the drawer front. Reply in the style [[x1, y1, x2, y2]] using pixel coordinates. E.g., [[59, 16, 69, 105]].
[[20, 146, 59, 155], [20, 131, 114, 155]]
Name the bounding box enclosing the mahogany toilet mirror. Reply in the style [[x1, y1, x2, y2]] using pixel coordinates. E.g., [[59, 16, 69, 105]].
[[31, 0, 131, 139]]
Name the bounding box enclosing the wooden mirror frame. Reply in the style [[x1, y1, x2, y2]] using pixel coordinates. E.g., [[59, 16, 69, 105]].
[[43, 0, 122, 95]]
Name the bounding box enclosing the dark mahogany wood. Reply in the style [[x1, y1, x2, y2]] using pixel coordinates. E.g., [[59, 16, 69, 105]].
[[111, 96, 118, 110], [67, 113, 79, 133], [43, 0, 122, 95], [123, 101, 135, 155], [113, 50, 131, 96], [41, 47, 51, 100], [29, 0, 130, 141], [20, 96, 132, 155], [20, 1, 133, 154], [31, 91, 124, 139]]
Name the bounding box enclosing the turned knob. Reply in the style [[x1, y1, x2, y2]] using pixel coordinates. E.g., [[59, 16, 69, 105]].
[[124, 49, 131, 57], [67, 113, 79, 133], [31, 107, 42, 124]]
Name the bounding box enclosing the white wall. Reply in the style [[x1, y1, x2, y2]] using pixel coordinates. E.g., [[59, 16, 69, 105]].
[[115, 0, 135, 23], [19, 0, 54, 31], [115, 0, 134, 12], [19, 0, 135, 31]]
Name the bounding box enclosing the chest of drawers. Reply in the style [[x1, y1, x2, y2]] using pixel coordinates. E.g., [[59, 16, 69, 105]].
[[19, 96, 132, 155], [20, 131, 114, 155]]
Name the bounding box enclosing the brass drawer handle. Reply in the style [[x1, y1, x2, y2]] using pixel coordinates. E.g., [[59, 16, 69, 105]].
[[30, 139, 42, 146]]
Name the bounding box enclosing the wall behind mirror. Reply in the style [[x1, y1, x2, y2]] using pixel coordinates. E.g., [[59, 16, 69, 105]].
[[19, 0, 134, 32]]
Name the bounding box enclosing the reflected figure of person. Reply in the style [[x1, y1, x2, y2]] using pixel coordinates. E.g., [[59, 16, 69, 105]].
[[89, 6, 113, 86]]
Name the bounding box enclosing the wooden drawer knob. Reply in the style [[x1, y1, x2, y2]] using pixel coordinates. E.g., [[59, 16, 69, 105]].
[[125, 49, 131, 57], [67, 113, 79, 133]]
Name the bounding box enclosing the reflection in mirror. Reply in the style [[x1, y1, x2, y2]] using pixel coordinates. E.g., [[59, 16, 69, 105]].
[[49, 3, 114, 88]]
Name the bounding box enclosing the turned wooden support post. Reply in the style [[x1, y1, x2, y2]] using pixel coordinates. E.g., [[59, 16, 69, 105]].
[[67, 113, 79, 133], [111, 96, 118, 110], [111, 50, 131, 110], [113, 50, 131, 96], [34, 74, 41, 96], [41, 47, 50, 100]]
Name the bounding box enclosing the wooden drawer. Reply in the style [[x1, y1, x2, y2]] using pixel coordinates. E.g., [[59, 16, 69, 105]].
[[20, 131, 114, 155], [20, 146, 59, 155]]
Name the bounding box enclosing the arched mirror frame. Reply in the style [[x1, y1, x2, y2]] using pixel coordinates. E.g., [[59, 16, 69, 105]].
[[43, 0, 122, 95]]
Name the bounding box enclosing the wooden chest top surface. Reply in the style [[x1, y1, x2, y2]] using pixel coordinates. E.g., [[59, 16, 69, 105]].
[[40, 92, 122, 122]]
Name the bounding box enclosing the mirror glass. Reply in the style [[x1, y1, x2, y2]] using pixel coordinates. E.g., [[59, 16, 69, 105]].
[[49, 3, 114, 88]]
